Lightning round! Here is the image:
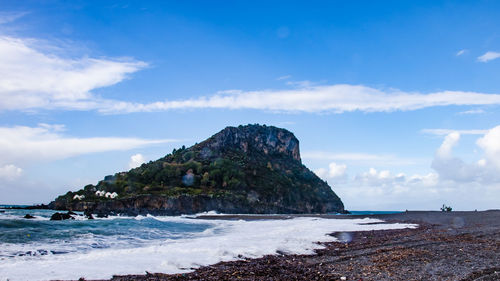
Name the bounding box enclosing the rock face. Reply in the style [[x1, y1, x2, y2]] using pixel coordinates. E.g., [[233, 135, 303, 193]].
[[50, 212, 74, 220], [201, 125, 301, 162], [50, 124, 345, 215]]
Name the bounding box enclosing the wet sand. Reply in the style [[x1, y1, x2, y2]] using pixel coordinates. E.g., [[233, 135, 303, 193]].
[[87, 210, 500, 281]]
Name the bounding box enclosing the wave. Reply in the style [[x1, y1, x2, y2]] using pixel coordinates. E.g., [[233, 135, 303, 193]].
[[0, 217, 416, 280]]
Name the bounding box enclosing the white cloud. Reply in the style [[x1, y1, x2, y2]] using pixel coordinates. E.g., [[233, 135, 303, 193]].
[[436, 132, 460, 158], [329, 126, 500, 210], [276, 121, 296, 126], [303, 151, 420, 166], [352, 168, 439, 189], [276, 75, 291, 80], [285, 80, 313, 88], [129, 153, 146, 169], [314, 162, 347, 179], [354, 168, 401, 185], [334, 168, 443, 210], [0, 35, 147, 112], [99, 84, 500, 114], [3, 35, 500, 114], [406, 173, 439, 187], [458, 109, 485, 115], [431, 128, 500, 183], [337, 178, 499, 211], [0, 124, 176, 166], [477, 51, 500, 62], [2, 36, 500, 114], [327, 162, 347, 178], [314, 168, 328, 179], [310, 128, 500, 210], [421, 129, 487, 136], [456, 49, 467, 56], [430, 132, 486, 182], [0, 11, 28, 24], [0, 164, 23, 180], [477, 125, 500, 170]]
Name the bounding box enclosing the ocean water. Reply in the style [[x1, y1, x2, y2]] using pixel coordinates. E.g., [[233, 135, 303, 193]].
[[347, 211, 403, 215], [0, 207, 416, 280]]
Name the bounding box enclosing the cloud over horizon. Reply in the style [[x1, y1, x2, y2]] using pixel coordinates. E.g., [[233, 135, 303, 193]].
[[431, 126, 500, 184], [0, 124, 176, 168], [315, 125, 500, 210], [0, 164, 23, 181]]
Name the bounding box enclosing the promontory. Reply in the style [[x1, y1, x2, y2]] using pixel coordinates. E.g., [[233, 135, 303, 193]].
[[49, 124, 345, 216]]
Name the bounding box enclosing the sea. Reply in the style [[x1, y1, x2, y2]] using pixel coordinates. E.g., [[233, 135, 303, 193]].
[[0, 206, 415, 280]]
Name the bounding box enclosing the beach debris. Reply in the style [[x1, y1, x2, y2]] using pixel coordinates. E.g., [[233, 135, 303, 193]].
[[336, 232, 353, 243], [452, 217, 465, 228]]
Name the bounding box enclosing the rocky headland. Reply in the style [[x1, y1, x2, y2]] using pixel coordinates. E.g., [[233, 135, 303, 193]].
[[49, 124, 345, 216]]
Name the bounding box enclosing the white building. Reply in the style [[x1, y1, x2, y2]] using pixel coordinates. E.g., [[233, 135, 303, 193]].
[[105, 192, 118, 199]]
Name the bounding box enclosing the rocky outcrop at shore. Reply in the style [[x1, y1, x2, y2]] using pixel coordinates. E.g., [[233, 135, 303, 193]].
[[50, 212, 75, 220], [50, 124, 345, 215], [56, 193, 342, 217]]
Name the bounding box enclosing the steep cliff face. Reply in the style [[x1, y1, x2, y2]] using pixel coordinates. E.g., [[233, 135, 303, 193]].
[[50, 124, 345, 215], [199, 125, 301, 162]]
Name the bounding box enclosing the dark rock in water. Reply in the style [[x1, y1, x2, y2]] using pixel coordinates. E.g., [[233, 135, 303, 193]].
[[83, 209, 94, 219], [67, 211, 78, 216], [50, 124, 345, 216], [96, 213, 108, 218], [50, 212, 74, 221], [0, 210, 5, 213], [23, 214, 35, 219]]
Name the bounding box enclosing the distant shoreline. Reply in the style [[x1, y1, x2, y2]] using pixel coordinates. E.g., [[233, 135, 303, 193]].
[[0, 204, 51, 210], [79, 210, 500, 281]]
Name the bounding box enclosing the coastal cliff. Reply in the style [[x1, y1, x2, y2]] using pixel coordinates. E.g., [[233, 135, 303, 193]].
[[50, 124, 345, 215]]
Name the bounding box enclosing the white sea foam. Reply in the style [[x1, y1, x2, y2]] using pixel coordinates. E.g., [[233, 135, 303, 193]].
[[0, 217, 416, 281], [0, 213, 51, 221]]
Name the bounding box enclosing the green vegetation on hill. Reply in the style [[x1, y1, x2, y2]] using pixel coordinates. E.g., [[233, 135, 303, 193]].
[[52, 124, 344, 214]]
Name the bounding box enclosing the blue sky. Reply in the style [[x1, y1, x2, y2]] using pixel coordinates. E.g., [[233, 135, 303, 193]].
[[1, 0, 500, 210]]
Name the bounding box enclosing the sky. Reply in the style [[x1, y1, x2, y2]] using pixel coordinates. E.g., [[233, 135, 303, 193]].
[[1, 0, 500, 211]]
